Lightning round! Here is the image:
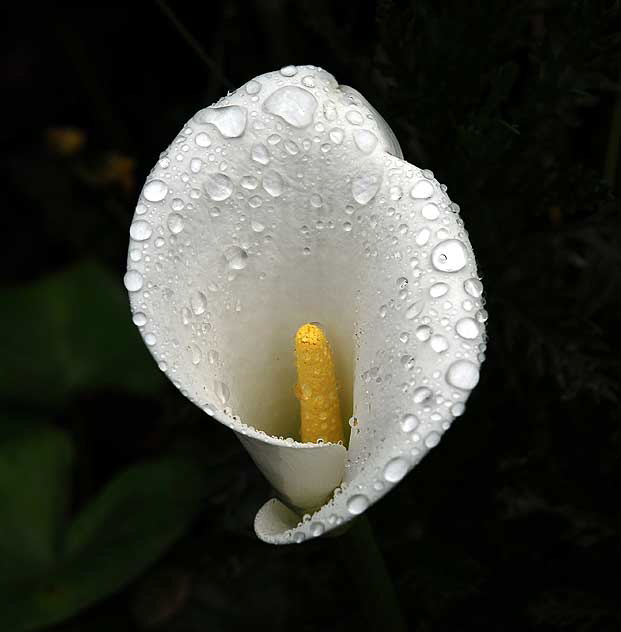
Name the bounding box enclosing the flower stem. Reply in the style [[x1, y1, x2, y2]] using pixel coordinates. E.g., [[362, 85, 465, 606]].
[[338, 515, 408, 631]]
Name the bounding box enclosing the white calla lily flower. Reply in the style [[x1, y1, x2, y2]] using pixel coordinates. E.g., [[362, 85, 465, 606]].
[[125, 65, 486, 545]]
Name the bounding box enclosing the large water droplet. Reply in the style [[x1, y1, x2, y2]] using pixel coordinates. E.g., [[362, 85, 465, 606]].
[[124, 270, 143, 292], [347, 494, 369, 515], [264, 86, 318, 128], [429, 282, 449, 298], [431, 239, 468, 272], [204, 173, 233, 201], [383, 457, 408, 483], [130, 220, 152, 241], [262, 170, 284, 197], [401, 413, 419, 432], [429, 334, 449, 353], [410, 180, 434, 199], [421, 203, 440, 220], [167, 213, 184, 234], [132, 312, 147, 326], [199, 106, 247, 138], [352, 174, 381, 205], [413, 386, 432, 404], [354, 130, 378, 154], [143, 179, 168, 202], [280, 65, 297, 77], [251, 143, 270, 165], [424, 431, 441, 448], [464, 278, 483, 298], [224, 245, 248, 270], [455, 317, 480, 339], [446, 360, 480, 390], [195, 132, 212, 147]]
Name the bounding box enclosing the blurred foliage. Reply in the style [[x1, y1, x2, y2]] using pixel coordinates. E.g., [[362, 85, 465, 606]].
[[2, 1, 620, 631]]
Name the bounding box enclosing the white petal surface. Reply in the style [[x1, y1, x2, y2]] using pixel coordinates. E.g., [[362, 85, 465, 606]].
[[126, 65, 486, 544]]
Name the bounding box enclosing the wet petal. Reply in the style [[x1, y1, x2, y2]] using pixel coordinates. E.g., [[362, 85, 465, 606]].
[[125, 65, 486, 544]]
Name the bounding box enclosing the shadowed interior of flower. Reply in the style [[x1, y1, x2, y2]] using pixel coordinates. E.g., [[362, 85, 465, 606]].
[[125, 65, 487, 544]]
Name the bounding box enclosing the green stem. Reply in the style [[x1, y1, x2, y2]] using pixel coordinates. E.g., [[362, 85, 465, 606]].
[[338, 515, 408, 631]]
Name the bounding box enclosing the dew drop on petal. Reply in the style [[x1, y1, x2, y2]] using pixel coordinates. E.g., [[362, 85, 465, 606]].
[[310, 522, 325, 537], [464, 277, 483, 298], [347, 494, 369, 515], [354, 129, 378, 154], [455, 317, 480, 339], [405, 299, 425, 319], [199, 105, 247, 138], [124, 270, 143, 292], [204, 173, 233, 201], [401, 414, 419, 432], [431, 239, 468, 272], [429, 334, 449, 353], [262, 170, 284, 197], [195, 132, 212, 147], [214, 380, 230, 404], [280, 65, 297, 77], [224, 245, 248, 270], [264, 86, 318, 128], [383, 457, 408, 483], [424, 431, 441, 448], [143, 179, 168, 202], [446, 360, 480, 390], [415, 325, 432, 341], [421, 203, 440, 220], [329, 128, 344, 144], [410, 179, 434, 199], [190, 291, 207, 315], [132, 312, 147, 326], [429, 282, 449, 298], [352, 174, 381, 205], [167, 213, 184, 234], [251, 143, 270, 165], [130, 220, 152, 241], [413, 386, 432, 404]]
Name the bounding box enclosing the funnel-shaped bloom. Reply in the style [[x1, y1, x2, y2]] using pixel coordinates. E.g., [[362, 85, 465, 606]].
[[125, 65, 486, 544]]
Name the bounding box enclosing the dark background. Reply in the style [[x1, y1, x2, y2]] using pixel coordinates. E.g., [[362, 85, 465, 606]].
[[1, 1, 620, 631]]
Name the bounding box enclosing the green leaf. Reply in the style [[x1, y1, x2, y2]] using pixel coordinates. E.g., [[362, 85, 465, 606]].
[[0, 261, 164, 409], [0, 456, 207, 632], [0, 421, 74, 585]]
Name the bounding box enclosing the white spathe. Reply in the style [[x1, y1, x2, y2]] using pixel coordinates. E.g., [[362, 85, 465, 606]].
[[125, 65, 486, 544]]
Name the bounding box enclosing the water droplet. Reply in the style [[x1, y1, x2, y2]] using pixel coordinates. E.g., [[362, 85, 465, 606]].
[[293, 532, 306, 544], [190, 291, 207, 315], [262, 170, 284, 197], [464, 278, 483, 298], [284, 140, 299, 155], [310, 521, 325, 537], [415, 227, 431, 245], [421, 203, 440, 220], [245, 80, 261, 94], [431, 239, 468, 272], [132, 312, 147, 326], [455, 317, 480, 339], [199, 105, 247, 138], [401, 413, 419, 432], [323, 100, 337, 120], [405, 299, 425, 319], [248, 195, 262, 208], [167, 213, 184, 234], [190, 158, 202, 173], [352, 174, 381, 205], [424, 431, 441, 448], [383, 457, 408, 483], [214, 380, 230, 404], [415, 325, 432, 341], [329, 128, 344, 144], [124, 270, 143, 292], [429, 282, 449, 298], [397, 276, 408, 289], [446, 360, 480, 390], [410, 180, 434, 199], [143, 179, 168, 202], [264, 86, 318, 128], [310, 193, 323, 208], [413, 387, 432, 404], [224, 245, 248, 270], [346, 110, 363, 125], [204, 173, 233, 201], [241, 175, 258, 190], [429, 334, 449, 353], [280, 65, 297, 77], [347, 494, 369, 515], [451, 402, 466, 417], [130, 220, 152, 241], [301, 75, 315, 87], [251, 220, 265, 232], [144, 333, 156, 346], [354, 129, 378, 154], [190, 344, 202, 365], [251, 143, 270, 165]]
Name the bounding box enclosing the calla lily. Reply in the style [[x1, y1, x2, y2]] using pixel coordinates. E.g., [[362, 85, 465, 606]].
[[125, 65, 486, 545]]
